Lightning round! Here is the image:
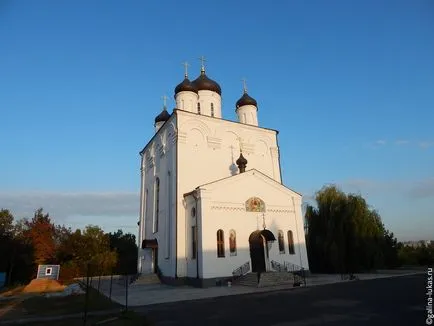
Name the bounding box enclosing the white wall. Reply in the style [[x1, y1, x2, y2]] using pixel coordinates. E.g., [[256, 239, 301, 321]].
[[197, 90, 222, 118], [175, 110, 282, 278], [138, 115, 178, 277], [193, 170, 309, 279], [175, 91, 198, 113], [236, 105, 258, 126]]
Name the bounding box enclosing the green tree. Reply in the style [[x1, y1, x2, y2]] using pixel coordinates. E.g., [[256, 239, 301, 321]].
[[108, 229, 138, 274], [305, 185, 399, 273], [0, 210, 34, 285]]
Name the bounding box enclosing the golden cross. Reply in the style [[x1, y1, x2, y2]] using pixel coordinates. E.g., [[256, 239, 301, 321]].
[[242, 78, 248, 94], [199, 56, 206, 71], [161, 95, 168, 108], [182, 61, 189, 78]]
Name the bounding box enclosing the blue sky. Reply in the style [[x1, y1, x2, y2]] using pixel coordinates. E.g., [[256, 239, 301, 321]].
[[0, 0, 433, 240]]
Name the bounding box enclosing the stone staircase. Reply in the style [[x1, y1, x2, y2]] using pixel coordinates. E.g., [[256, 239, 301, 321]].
[[132, 273, 161, 286], [234, 273, 259, 287], [234, 272, 303, 288]]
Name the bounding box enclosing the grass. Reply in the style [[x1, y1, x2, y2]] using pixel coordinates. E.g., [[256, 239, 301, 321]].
[[25, 311, 153, 325], [0, 287, 121, 321], [23, 287, 120, 315], [0, 284, 26, 296]]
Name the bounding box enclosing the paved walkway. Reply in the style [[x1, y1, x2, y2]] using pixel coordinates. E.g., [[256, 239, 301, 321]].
[[87, 270, 424, 307], [0, 271, 424, 325]]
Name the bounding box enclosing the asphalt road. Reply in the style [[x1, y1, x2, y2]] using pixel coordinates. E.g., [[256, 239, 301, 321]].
[[137, 274, 427, 326]]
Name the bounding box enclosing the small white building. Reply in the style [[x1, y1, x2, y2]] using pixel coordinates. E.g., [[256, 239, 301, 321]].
[[137, 61, 309, 287]]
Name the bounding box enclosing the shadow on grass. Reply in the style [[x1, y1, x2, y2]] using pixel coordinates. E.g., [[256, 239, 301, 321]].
[[14, 311, 154, 326], [0, 287, 120, 321]]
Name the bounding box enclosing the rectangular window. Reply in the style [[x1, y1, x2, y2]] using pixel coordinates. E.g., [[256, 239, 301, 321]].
[[197, 103, 201, 115], [192, 226, 197, 259], [211, 103, 214, 117], [45, 268, 52, 276]]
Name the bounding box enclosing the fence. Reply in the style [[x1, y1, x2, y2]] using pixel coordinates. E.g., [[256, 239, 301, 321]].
[[78, 263, 138, 325]]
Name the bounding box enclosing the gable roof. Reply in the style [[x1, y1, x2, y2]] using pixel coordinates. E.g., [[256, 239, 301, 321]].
[[187, 169, 302, 198]]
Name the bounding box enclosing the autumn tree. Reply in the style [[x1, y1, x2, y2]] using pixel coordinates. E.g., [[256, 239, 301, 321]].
[[24, 208, 56, 265]]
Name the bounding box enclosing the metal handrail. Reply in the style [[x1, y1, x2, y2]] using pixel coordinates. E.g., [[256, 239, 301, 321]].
[[232, 261, 251, 278], [270, 260, 286, 272], [270, 260, 307, 286]]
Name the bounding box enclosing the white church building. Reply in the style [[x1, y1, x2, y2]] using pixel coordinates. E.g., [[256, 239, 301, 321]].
[[137, 60, 309, 287]]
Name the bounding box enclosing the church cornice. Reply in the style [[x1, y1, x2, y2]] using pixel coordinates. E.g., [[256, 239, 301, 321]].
[[174, 109, 279, 135], [207, 136, 222, 149], [211, 205, 245, 212]]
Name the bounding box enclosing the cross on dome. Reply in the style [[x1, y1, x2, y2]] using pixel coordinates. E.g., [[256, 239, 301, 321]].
[[161, 95, 168, 109], [242, 78, 248, 94], [199, 55, 206, 72], [182, 61, 189, 78]]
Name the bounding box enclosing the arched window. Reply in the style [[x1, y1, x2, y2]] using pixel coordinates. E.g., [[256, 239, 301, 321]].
[[287, 230, 295, 254], [144, 189, 148, 218], [278, 230, 285, 253], [211, 103, 214, 117], [154, 177, 160, 232], [197, 102, 201, 114], [229, 229, 237, 256], [217, 229, 225, 257]]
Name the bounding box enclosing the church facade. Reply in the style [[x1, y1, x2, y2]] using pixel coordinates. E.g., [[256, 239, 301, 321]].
[[137, 61, 309, 287]]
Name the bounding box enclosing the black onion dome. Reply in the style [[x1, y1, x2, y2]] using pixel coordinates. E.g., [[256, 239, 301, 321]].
[[155, 109, 171, 124], [192, 71, 222, 95], [236, 92, 257, 108], [174, 77, 198, 95], [236, 152, 248, 166]]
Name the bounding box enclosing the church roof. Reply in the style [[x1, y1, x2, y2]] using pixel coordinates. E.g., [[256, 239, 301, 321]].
[[184, 168, 302, 197], [236, 92, 257, 108], [154, 108, 171, 124], [174, 77, 198, 95], [191, 71, 222, 95]]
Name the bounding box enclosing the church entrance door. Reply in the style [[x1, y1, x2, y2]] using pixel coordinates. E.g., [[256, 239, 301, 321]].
[[249, 230, 275, 273], [249, 233, 266, 273]]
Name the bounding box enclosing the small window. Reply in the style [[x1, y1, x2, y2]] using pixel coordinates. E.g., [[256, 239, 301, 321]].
[[191, 207, 196, 218], [288, 230, 295, 254], [197, 102, 201, 114], [192, 226, 197, 259], [278, 230, 285, 253], [211, 103, 214, 117], [45, 268, 52, 276], [229, 229, 237, 256], [217, 229, 225, 257]]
